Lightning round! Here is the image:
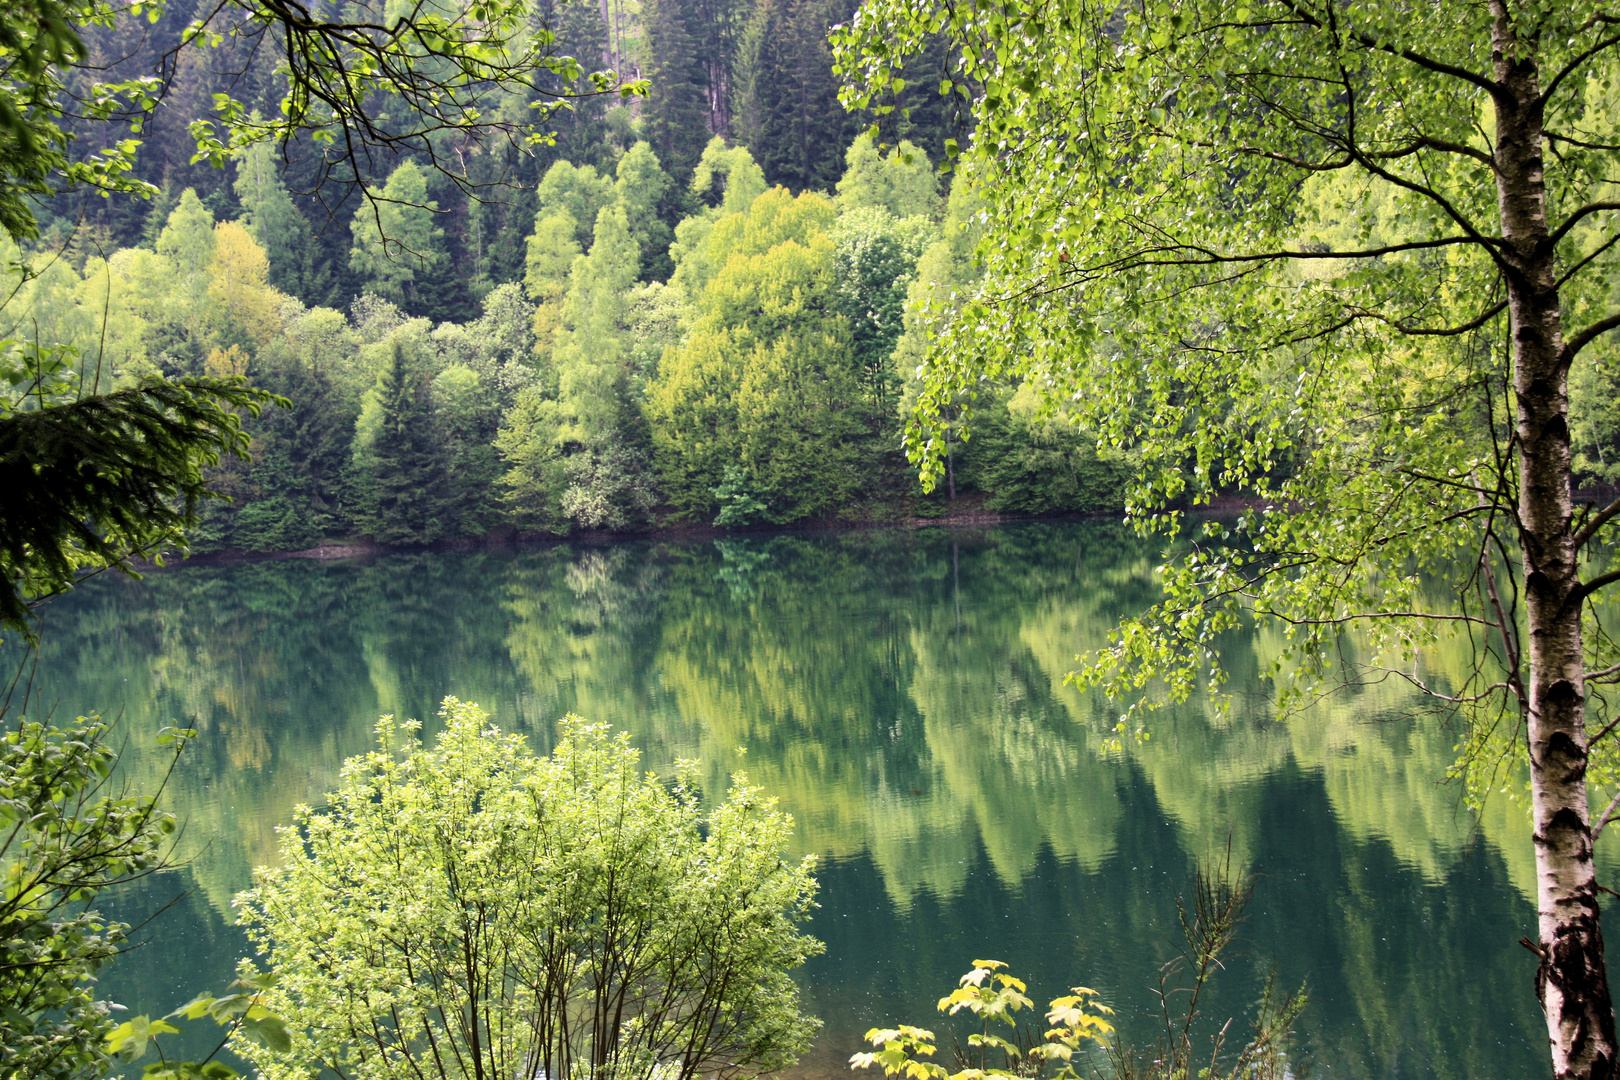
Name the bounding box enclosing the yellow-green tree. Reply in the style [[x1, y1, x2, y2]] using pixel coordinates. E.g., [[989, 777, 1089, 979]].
[[648, 189, 864, 522]]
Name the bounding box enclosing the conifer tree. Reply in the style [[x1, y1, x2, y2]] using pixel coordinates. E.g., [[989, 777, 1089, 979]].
[[733, 0, 859, 192], [639, 0, 713, 184], [360, 342, 447, 544]]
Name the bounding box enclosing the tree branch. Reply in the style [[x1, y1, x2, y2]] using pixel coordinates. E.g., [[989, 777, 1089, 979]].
[[1549, 201, 1620, 248], [1562, 311, 1620, 365], [1574, 495, 1620, 550]]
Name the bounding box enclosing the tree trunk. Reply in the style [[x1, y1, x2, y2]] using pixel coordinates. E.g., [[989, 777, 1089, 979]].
[[1493, 6, 1618, 1077]]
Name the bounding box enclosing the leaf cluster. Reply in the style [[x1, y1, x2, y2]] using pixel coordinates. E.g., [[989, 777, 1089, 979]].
[[236, 698, 823, 1080], [0, 716, 188, 1080]]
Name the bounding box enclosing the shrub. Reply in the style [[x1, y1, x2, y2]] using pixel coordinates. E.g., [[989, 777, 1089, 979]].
[[235, 699, 822, 1080]]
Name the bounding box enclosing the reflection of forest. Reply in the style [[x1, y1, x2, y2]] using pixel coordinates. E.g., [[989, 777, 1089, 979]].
[[13, 522, 1585, 1078]]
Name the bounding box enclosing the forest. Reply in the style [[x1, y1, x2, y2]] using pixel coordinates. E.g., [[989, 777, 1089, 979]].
[[11, 0, 1620, 1078], [1, 0, 1140, 554]]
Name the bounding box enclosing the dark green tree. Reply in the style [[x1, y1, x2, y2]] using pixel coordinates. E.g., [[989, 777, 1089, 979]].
[[639, 0, 713, 184], [359, 343, 447, 545], [234, 349, 356, 551], [734, 0, 860, 192]]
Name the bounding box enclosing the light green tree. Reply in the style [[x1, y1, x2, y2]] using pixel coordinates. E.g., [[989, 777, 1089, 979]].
[[554, 205, 642, 446], [668, 139, 770, 299], [835, 133, 942, 220], [537, 159, 617, 251], [151, 189, 220, 367], [495, 384, 571, 531], [233, 141, 311, 297], [830, 206, 936, 426], [615, 141, 675, 280], [0, 719, 184, 1080], [837, 1, 1620, 1074], [235, 699, 822, 1080], [525, 210, 583, 359], [649, 190, 864, 521], [349, 161, 443, 307]]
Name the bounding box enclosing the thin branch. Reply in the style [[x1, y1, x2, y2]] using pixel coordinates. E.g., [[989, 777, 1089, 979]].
[[1593, 786, 1620, 841], [1574, 494, 1620, 550], [1549, 201, 1620, 247], [1579, 567, 1620, 600]]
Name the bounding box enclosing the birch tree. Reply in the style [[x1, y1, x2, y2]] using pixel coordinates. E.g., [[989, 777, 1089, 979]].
[[834, 2, 1620, 1077]]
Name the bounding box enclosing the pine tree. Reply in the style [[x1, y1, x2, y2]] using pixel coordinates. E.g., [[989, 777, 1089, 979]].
[[639, 0, 712, 184], [734, 0, 860, 193], [361, 342, 448, 544], [238, 348, 356, 549]]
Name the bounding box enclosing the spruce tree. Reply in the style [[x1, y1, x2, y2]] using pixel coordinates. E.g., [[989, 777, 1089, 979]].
[[362, 342, 447, 544], [639, 0, 712, 185], [734, 0, 860, 193]]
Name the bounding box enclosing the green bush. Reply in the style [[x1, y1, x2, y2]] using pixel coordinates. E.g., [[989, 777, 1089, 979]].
[[235, 700, 823, 1080]]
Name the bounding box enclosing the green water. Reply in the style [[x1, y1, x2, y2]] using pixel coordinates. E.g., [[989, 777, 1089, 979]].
[[12, 522, 1581, 1078]]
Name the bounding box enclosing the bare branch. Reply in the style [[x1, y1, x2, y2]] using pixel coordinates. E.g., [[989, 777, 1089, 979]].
[[1549, 201, 1620, 248], [1592, 786, 1620, 841]]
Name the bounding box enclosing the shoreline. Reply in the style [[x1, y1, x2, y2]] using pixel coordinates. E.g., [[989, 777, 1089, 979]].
[[165, 498, 1122, 567]]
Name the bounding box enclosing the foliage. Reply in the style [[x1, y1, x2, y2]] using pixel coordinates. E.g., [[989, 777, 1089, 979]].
[[850, 960, 1114, 1080], [829, 206, 934, 427], [732, 0, 863, 192], [649, 189, 864, 521], [851, 869, 1305, 1080], [349, 162, 443, 310], [0, 367, 275, 632], [615, 142, 676, 282], [962, 395, 1134, 517], [835, 134, 941, 221], [104, 972, 292, 1080], [0, 716, 185, 1080], [713, 465, 771, 526], [235, 698, 823, 1080], [356, 342, 447, 544], [835, 0, 1620, 1073]]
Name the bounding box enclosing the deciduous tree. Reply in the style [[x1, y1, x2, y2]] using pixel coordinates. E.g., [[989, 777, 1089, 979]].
[[235, 700, 822, 1080], [835, 2, 1620, 1076]]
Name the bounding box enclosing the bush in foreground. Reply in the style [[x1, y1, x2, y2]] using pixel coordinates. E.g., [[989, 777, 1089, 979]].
[[234, 699, 822, 1080]]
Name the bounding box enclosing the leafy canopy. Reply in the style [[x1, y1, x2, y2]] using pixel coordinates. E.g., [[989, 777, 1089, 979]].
[[236, 698, 823, 1080], [833, 0, 1620, 726]]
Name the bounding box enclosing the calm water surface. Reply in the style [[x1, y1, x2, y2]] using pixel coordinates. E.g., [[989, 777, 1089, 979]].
[[14, 522, 1587, 1078]]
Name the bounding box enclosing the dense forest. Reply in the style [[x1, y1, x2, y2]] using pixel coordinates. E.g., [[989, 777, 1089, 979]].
[[12, 0, 1620, 553], [0, 0, 1131, 553]]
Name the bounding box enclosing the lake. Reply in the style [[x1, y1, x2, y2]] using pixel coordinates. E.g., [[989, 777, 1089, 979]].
[[11, 521, 1583, 1078]]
